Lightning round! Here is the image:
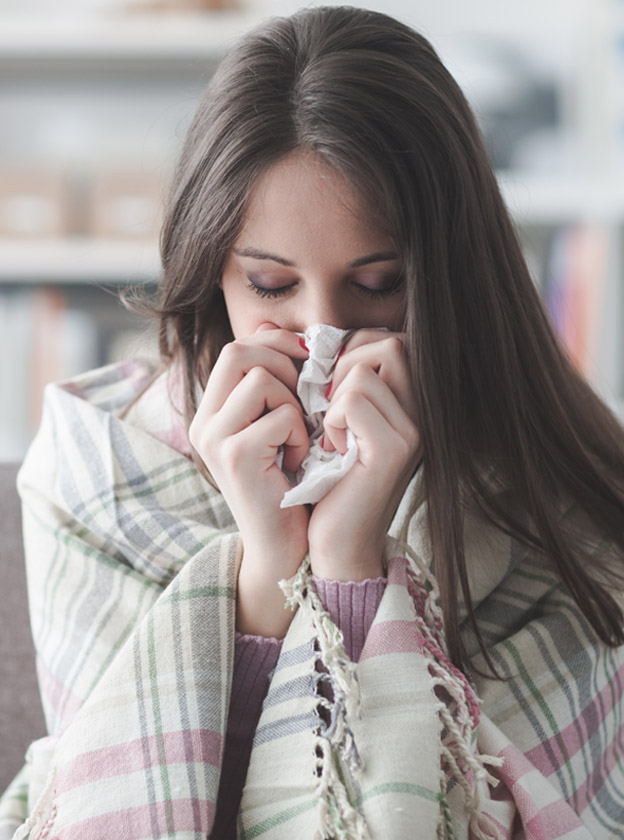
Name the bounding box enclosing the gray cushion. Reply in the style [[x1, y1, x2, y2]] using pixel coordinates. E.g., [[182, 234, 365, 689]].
[[0, 463, 46, 794]]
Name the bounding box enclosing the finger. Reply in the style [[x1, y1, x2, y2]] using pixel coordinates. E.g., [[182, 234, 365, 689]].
[[252, 323, 310, 369], [341, 327, 399, 353], [323, 391, 388, 459], [330, 333, 417, 421], [255, 321, 279, 333], [206, 365, 305, 439], [226, 402, 310, 474], [324, 390, 421, 471], [324, 369, 421, 456], [200, 334, 308, 416], [248, 325, 309, 354]]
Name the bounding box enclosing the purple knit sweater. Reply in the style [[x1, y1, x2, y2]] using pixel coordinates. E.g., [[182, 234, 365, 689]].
[[211, 576, 387, 838]]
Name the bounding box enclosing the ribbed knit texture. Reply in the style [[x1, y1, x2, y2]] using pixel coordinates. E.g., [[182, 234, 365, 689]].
[[211, 635, 282, 839], [311, 575, 387, 662], [211, 576, 387, 838]]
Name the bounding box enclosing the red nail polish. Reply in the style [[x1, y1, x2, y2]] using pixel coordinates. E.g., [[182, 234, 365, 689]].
[[298, 337, 309, 353], [321, 434, 325, 449], [325, 380, 332, 399]]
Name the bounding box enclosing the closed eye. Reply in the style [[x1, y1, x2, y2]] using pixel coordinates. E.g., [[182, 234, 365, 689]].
[[246, 276, 297, 299], [353, 276, 404, 299]]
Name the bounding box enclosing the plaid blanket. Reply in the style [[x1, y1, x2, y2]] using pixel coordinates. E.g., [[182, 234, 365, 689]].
[[1, 359, 622, 839]]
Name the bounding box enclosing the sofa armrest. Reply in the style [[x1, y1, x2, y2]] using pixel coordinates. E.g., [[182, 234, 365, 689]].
[[0, 462, 46, 794]]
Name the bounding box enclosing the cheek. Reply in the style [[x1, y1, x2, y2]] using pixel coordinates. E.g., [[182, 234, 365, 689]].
[[224, 293, 266, 340], [372, 297, 406, 332]]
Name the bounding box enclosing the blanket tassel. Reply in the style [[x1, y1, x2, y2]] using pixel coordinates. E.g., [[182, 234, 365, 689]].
[[12, 764, 56, 840], [403, 545, 506, 840], [281, 559, 370, 840]]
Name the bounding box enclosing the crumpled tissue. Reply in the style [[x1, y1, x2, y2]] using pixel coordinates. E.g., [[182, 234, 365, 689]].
[[280, 323, 358, 507]]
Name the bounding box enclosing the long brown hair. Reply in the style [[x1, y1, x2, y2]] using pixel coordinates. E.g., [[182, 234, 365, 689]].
[[149, 5, 624, 674]]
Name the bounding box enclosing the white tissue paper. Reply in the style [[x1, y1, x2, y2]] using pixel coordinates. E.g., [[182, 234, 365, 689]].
[[280, 323, 359, 508]]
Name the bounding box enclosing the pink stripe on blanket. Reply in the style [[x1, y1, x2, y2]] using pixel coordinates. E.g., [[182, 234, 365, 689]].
[[387, 555, 410, 586], [473, 811, 512, 840], [525, 800, 588, 840], [56, 729, 223, 792], [358, 559, 427, 659], [524, 664, 624, 783], [49, 798, 215, 839], [359, 619, 426, 660], [566, 722, 624, 816], [496, 744, 585, 837]]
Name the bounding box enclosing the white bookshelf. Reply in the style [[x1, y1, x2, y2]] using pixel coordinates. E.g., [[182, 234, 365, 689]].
[[499, 174, 624, 224], [0, 12, 262, 60], [0, 238, 160, 284]]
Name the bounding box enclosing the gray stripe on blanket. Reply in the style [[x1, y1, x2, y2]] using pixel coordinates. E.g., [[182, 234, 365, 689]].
[[273, 640, 316, 672], [253, 712, 319, 747], [263, 675, 314, 709]]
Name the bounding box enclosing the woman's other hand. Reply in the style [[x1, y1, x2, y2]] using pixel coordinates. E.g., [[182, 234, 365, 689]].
[[308, 330, 422, 581], [189, 324, 310, 638]]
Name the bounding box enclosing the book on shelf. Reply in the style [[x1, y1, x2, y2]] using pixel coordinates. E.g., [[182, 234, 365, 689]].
[[0, 288, 99, 461], [0, 287, 157, 461], [545, 223, 608, 382]]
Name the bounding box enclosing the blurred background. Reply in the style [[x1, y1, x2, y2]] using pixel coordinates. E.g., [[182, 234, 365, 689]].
[[0, 0, 623, 459]]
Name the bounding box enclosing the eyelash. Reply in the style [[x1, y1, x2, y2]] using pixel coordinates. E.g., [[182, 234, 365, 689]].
[[246, 279, 294, 299], [356, 278, 404, 299], [246, 276, 404, 300]]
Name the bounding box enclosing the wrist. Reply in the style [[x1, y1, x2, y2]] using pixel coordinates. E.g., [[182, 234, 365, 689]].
[[309, 547, 384, 581], [235, 551, 303, 638]]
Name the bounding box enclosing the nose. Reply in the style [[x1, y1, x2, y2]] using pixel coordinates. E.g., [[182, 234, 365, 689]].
[[290, 286, 354, 333]]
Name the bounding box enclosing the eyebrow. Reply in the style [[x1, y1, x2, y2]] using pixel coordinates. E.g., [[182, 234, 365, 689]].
[[232, 247, 399, 269]]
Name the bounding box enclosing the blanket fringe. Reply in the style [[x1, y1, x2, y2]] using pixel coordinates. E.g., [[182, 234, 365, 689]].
[[281, 550, 506, 840], [12, 764, 56, 840], [280, 560, 370, 839], [401, 544, 506, 840]]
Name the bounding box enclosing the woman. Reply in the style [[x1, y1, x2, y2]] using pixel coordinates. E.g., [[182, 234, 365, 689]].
[[1, 6, 623, 839]]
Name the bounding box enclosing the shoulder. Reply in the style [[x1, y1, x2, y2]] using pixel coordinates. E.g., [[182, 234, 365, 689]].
[[19, 358, 230, 551], [41, 357, 161, 418], [19, 357, 199, 507], [38, 357, 193, 456]]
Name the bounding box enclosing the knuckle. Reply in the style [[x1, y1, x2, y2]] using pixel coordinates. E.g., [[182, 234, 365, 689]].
[[406, 425, 421, 452], [338, 362, 368, 393], [349, 361, 369, 383], [277, 402, 306, 436], [384, 335, 405, 357], [219, 340, 246, 367], [340, 389, 363, 414], [278, 401, 299, 422], [394, 428, 421, 465], [188, 416, 200, 447], [188, 416, 205, 450], [246, 365, 271, 388], [188, 418, 215, 459], [221, 435, 247, 470]]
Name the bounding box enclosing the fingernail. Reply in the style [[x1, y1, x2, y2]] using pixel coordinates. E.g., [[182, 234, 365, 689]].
[[320, 434, 325, 449], [325, 380, 332, 399], [298, 337, 309, 353], [337, 344, 347, 359]]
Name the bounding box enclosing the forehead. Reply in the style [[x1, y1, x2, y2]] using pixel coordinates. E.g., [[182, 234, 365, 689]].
[[239, 152, 390, 251]]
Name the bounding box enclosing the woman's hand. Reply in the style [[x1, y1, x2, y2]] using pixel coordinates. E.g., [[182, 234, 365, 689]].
[[308, 331, 422, 581], [189, 324, 310, 638]]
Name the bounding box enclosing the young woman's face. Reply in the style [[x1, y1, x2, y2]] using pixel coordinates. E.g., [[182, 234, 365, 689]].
[[220, 153, 406, 338]]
